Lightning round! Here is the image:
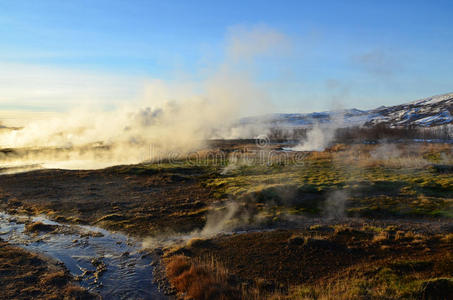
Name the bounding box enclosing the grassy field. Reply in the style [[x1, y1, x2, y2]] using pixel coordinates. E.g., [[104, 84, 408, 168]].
[[159, 142, 453, 299], [163, 225, 453, 299], [204, 143, 453, 221], [0, 142, 452, 299]]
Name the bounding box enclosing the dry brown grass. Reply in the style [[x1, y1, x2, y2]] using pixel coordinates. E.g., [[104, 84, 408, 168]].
[[165, 255, 191, 279], [165, 255, 240, 300], [372, 231, 391, 243], [25, 221, 57, 233], [164, 223, 453, 300], [64, 285, 96, 300], [309, 151, 333, 160], [441, 233, 453, 243], [326, 143, 347, 152], [0, 240, 97, 299], [40, 270, 69, 287], [186, 237, 213, 248]]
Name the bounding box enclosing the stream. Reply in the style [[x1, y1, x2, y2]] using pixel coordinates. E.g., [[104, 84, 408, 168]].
[[0, 212, 167, 300]]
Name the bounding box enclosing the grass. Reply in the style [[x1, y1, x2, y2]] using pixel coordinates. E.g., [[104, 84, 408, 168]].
[[163, 223, 453, 300], [25, 221, 57, 233], [40, 270, 69, 287], [0, 240, 97, 299], [165, 255, 240, 300], [281, 264, 453, 300], [2, 143, 451, 238], [1, 142, 452, 299], [203, 143, 453, 220]]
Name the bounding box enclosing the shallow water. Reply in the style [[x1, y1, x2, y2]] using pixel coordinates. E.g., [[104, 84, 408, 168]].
[[0, 212, 166, 300]]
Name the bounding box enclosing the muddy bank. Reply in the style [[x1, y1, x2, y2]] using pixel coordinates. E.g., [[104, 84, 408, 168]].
[[0, 212, 167, 299], [0, 238, 96, 299], [0, 165, 215, 236]]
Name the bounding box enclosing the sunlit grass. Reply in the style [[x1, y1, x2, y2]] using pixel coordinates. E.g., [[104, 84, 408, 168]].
[[203, 144, 453, 218]]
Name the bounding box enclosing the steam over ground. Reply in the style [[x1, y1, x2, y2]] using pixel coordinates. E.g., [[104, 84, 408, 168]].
[[0, 26, 289, 169]]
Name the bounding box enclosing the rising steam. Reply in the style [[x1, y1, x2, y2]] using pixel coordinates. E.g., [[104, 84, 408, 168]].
[[291, 124, 336, 151], [291, 111, 345, 152], [0, 26, 289, 169]]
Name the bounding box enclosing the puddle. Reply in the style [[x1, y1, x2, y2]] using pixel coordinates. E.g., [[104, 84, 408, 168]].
[[0, 212, 166, 300]]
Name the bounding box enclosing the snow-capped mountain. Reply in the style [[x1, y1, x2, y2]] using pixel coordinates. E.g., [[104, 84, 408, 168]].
[[241, 109, 370, 127], [242, 92, 453, 128], [364, 92, 453, 127]]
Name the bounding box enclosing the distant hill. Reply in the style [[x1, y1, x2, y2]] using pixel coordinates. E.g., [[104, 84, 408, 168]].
[[242, 92, 453, 128], [365, 92, 453, 127], [0, 124, 21, 131]]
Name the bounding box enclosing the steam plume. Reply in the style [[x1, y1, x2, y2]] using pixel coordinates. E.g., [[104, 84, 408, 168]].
[[0, 26, 289, 169]]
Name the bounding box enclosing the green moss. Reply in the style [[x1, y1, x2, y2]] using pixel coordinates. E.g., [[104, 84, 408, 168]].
[[197, 147, 453, 219]]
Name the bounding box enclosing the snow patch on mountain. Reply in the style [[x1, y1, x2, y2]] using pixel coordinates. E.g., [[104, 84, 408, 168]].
[[242, 92, 453, 128]]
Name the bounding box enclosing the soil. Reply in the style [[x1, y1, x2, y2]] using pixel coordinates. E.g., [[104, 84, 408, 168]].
[[0, 166, 215, 236]]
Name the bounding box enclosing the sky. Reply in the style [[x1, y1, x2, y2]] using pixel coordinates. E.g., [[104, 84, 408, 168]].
[[1, 0, 453, 116]]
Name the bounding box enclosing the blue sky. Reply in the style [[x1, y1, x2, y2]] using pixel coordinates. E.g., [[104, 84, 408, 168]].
[[1, 0, 453, 113]]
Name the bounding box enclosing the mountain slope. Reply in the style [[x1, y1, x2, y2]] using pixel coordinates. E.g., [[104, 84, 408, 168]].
[[365, 92, 453, 127], [243, 92, 453, 128]]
